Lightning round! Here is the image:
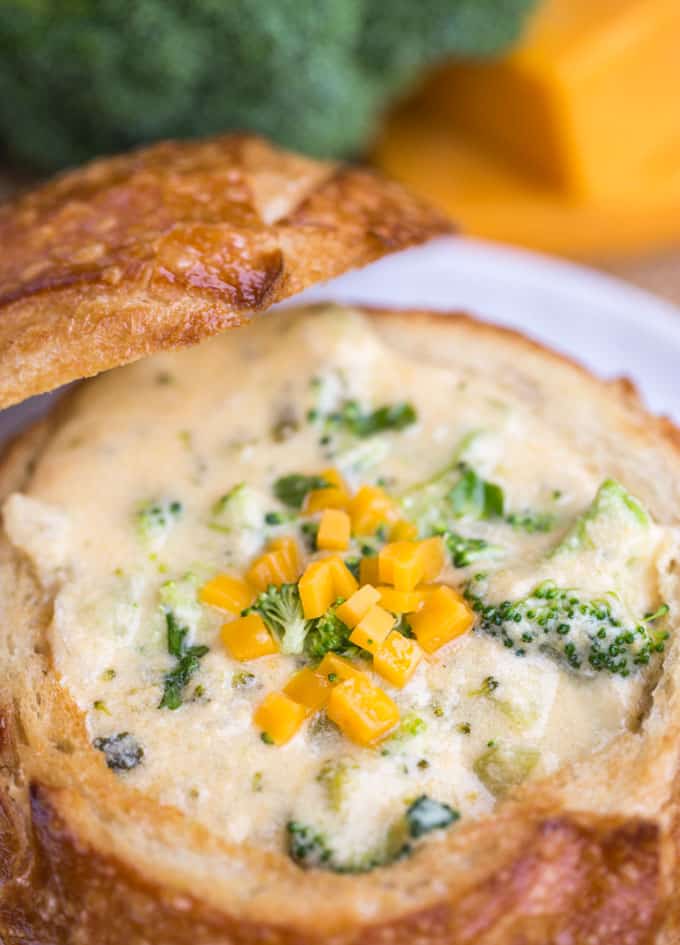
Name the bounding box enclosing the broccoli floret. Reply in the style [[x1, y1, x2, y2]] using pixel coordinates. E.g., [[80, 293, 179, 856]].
[[304, 604, 359, 661], [159, 611, 209, 709], [273, 474, 330, 510], [473, 743, 539, 798], [316, 758, 357, 812], [247, 583, 313, 656], [135, 498, 182, 546], [93, 732, 144, 771], [0, 1, 536, 170], [210, 483, 264, 533], [466, 577, 669, 677], [320, 399, 417, 439], [159, 573, 202, 635], [287, 794, 458, 872], [552, 478, 649, 556], [440, 530, 504, 568], [405, 795, 459, 838]]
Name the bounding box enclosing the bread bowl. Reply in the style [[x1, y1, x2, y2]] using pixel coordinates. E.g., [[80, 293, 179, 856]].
[[1, 135, 679, 945]]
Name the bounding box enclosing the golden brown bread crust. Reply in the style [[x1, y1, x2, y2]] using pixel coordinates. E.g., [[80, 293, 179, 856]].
[[1, 308, 679, 945], [0, 135, 452, 409]]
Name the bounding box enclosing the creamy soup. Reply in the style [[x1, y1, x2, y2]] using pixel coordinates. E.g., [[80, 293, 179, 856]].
[[3, 306, 671, 870]]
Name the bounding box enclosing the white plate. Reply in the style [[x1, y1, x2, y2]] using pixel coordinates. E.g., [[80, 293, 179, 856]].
[[2, 237, 679, 447]]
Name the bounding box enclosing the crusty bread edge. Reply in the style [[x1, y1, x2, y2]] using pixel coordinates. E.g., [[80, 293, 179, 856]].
[[1, 307, 679, 945]]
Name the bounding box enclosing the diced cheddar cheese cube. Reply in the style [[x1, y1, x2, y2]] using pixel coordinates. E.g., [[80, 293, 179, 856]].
[[199, 574, 255, 614], [284, 667, 331, 713], [325, 556, 359, 599], [246, 548, 294, 590], [298, 560, 336, 619], [317, 508, 351, 551], [348, 485, 397, 536], [336, 584, 381, 628], [221, 613, 278, 661], [254, 691, 306, 745], [409, 585, 474, 654], [378, 541, 425, 592], [327, 676, 400, 746], [303, 466, 350, 513], [318, 652, 363, 684], [349, 605, 394, 655], [417, 537, 446, 583], [374, 631, 423, 688], [359, 555, 380, 586], [390, 519, 419, 542], [320, 467, 347, 491], [269, 536, 302, 579], [376, 585, 428, 614], [304, 486, 349, 514]]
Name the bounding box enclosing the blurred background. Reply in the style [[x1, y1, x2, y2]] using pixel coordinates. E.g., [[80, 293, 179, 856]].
[[0, 0, 679, 300]]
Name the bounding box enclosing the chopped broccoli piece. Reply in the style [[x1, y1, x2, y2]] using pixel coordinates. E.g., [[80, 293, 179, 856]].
[[304, 604, 359, 661], [441, 530, 504, 568], [405, 796, 459, 838], [465, 577, 669, 677], [322, 399, 417, 438], [317, 758, 357, 812], [159, 612, 209, 709], [210, 483, 264, 532], [247, 583, 313, 655], [159, 573, 202, 635], [287, 793, 459, 873], [273, 474, 330, 509], [388, 712, 426, 744], [448, 465, 504, 520], [286, 821, 334, 869], [135, 498, 182, 545], [473, 743, 539, 798], [232, 670, 257, 690], [93, 732, 144, 771], [505, 510, 554, 534], [552, 478, 649, 556]]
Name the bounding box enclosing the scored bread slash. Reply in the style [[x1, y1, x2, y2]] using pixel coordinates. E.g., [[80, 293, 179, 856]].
[[0, 133, 453, 410]]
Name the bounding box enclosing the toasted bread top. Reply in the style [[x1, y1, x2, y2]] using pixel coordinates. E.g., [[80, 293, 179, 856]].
[[0, 135, 452, 410], [1, 306, 680, 944]]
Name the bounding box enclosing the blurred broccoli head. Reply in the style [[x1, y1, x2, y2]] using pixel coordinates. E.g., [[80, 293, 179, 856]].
[[0, 0, 536, 170]]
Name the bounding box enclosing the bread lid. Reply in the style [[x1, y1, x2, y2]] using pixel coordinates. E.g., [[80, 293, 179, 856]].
[[0, 134, 453, 410]]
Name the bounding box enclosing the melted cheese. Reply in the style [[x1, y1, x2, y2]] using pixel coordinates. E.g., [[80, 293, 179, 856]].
[[3, 306, 669, 866]]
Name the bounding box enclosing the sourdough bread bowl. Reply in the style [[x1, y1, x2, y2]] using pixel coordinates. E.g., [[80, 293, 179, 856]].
[[1, 136, 680, 945]]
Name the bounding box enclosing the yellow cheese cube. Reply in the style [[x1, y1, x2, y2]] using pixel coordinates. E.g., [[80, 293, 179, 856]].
[[325, 556, 359, 600], [199, 574, 255, 614], [336, 584, 381, 628], [373, 631, 423, 688], [327, 676, 400, 746], [349, 605, 394, 655], [254, 691, 306, 745], [318, 652, 363, 684], [298, 560, 335, 619], [359, 555, 380, 586], [246, 548, 293, 591], [320, 467, 347, 491], [348, 485, 396, 536], [390, 519, 419, 542], [283, 667, 331, 713], [378, 541, 425, 592], [268, 536, 302, 579], [418, 537, 446, 583], [409, 585, 474, 654], [304, 486, 349, 514], [317, 508, 351, 551], [419, 0, 680, 202], [376, 585, 428, 614], [221, 613, 278, 661]]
